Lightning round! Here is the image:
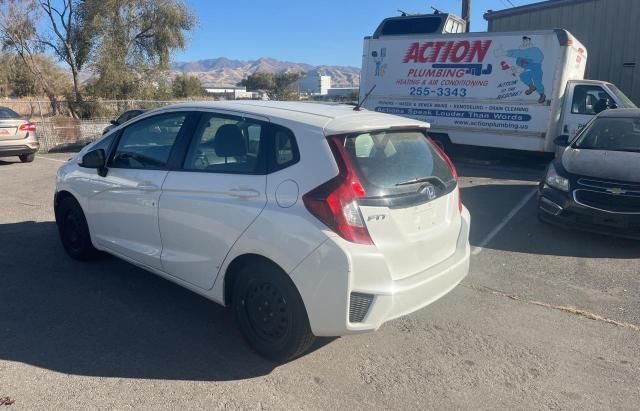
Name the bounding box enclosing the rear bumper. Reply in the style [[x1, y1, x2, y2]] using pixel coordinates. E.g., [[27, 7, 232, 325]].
[[292, 208, 471, 337], [0, 143, 39, 157], [538, 185, 640, 240]]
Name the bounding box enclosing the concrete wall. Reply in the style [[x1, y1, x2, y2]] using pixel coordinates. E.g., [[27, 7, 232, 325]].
[[486, 0, 640, 104]]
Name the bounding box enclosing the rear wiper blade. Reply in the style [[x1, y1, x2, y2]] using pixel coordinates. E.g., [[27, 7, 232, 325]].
[[395, 176, 447, 189]]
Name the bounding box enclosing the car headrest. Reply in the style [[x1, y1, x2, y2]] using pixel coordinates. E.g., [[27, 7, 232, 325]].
[[214, 124, 246, 157]]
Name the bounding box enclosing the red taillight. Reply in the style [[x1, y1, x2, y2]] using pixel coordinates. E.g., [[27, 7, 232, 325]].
[[429, 137, 462, 212], [302, 136, 373, 245], [18, 123, 36, 133]]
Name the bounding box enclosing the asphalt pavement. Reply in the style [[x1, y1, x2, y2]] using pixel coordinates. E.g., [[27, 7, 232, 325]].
[[0, 152, 638, 410]]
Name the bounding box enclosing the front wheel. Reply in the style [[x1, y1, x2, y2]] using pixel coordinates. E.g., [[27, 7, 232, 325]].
[[56, 197, 99, 261], [233, 264, 315, 362]]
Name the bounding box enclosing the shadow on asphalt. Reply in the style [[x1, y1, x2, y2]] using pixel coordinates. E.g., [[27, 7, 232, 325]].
[[0, 159, 21, 166], [0, 221, 333, 381], [461, 184, 640, 259]]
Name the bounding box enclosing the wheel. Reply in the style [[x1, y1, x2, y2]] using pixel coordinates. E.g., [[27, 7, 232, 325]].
[[19, 153, 35, 163], [56, 196, 99, 261], [233, 264, 315, 362]]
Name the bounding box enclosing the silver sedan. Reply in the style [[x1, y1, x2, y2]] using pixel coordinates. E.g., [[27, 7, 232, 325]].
[[0, 106, 39, 163]]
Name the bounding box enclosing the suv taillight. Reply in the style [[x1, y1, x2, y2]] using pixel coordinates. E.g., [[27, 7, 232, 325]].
[[302, 136, 373, 245], [18, 123, 37, 133], [429, 137, 462, 212]]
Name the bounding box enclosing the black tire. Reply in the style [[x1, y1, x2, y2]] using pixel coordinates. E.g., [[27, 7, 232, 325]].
[[56, 196, 99, 261], [233, 264, 315, 362], [19, 153, 35, 163]]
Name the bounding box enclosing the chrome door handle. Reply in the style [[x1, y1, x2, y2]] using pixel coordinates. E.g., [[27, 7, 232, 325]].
[[228, 188, 260, 198]]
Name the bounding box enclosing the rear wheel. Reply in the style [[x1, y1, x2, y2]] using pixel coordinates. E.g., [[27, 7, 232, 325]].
[[56, 197, 99, 261], [232, 264, 315, 362], [19, 153, 35, 163]]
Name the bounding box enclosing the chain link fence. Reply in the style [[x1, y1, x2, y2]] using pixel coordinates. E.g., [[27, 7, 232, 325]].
[[0, 99, 205, 152]]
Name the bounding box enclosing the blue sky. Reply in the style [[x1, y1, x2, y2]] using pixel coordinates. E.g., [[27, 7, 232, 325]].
[[174, 0, 541, 67]]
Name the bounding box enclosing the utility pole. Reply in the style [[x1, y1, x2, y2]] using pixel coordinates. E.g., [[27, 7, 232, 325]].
[[462, 0, 471, 32]]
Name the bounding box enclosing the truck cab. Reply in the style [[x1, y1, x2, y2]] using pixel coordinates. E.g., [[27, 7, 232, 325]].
[[560, 80, 637, 140]]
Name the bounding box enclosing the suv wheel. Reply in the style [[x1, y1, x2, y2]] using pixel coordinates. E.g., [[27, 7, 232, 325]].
[[233, 264, 315, 362], [56, 197, 99, 261], [19, 153, 35, 163]]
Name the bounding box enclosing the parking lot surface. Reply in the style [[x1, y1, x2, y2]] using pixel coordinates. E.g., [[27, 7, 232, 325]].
[[1, 152, 638, 410]]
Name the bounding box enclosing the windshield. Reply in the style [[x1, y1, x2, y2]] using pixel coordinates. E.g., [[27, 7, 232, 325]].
[[607, 84, 637, 108], [341, 130, 455, 198], [573, 116, 640, 152]]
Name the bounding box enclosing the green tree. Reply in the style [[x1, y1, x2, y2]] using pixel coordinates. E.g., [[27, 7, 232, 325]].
[[172, 73, 204, 98], [83, 0, 196, 100], [0, 51, 70, 107], [239, 71, 304, 100], [274, 71, 304, 100], [239, 72, 276, 92]]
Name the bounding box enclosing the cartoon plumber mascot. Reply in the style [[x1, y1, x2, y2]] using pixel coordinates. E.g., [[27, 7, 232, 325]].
[[496, 36, 546, 104]]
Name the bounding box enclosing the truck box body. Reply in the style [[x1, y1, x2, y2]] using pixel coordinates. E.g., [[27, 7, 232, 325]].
[[360, 29, 588, 152]]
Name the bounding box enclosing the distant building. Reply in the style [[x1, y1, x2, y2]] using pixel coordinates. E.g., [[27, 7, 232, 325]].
[[297, 74, 332, 95], [485, 0, 640, 104], [204, 86, 266, 100]]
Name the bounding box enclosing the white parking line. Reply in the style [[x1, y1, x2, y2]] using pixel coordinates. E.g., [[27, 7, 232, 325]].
[[471, 188, 537, 256], [36, 155, 67, 163]]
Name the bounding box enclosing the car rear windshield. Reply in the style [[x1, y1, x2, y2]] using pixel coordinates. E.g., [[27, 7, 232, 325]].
[[573, 117, 640, 152], [341, 129, 455, 198], [0, 107, 20, 119]]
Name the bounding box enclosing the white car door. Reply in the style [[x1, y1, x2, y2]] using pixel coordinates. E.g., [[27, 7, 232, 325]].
[[88, 111, 189, 270], [158, 111, 268, 290]]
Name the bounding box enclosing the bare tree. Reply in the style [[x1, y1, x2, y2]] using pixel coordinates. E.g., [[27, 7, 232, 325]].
[[38, 0, 92, 102], [0, 0, 62, 113]]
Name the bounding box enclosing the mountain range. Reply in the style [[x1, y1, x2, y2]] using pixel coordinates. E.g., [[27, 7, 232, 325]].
[[170, 57, 361, 88]]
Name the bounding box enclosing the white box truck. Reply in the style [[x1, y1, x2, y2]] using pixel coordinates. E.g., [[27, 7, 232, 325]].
[[360, 14, 636, 152]]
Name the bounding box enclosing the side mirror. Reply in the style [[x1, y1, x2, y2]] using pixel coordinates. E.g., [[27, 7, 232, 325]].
[[110, 119, 118, 126], [554, 135, 570, 147], [80, 148, 107, 176]]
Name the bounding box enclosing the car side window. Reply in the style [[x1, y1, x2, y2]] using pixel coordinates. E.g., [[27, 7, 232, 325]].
[[572, 85, 613, 115], [183, 113, 265, 174], [109, 112, 186, 169], [269, 125, 300, 172], [91, 133, 116, 154]]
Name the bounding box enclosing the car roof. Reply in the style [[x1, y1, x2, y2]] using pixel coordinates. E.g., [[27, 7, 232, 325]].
[[154, 100, 430, 135], [596, 108, 640, 118]]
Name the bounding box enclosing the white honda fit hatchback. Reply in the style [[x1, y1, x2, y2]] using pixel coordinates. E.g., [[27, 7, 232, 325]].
[[54, 101, 470, 361]]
